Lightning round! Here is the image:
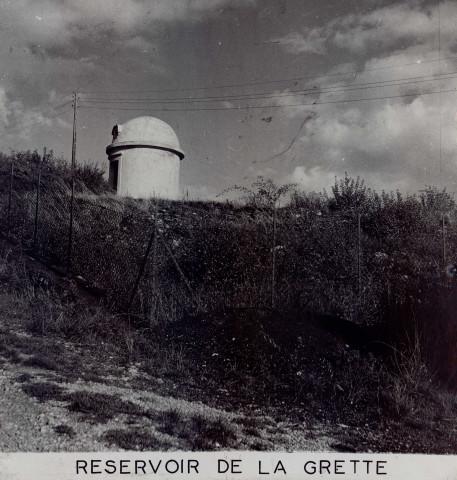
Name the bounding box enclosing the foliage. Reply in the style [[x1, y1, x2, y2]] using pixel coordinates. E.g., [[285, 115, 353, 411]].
[[419, 186, 455, 214], [21, 382, 66, 402], [290, 190, 329, 215], [330, 173, 376, 212], [6, 149, 109, 194], [103, 429, 167, 450], [220, 175, 296, 209], [67, 391, 143, 422], [2, 156, 457, 398]]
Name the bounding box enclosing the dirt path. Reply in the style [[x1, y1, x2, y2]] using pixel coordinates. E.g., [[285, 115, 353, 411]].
[[0, 309, 342, 452]]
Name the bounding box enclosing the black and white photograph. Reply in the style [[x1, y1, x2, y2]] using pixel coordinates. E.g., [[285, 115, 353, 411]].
[[1, 0, 457, 467]]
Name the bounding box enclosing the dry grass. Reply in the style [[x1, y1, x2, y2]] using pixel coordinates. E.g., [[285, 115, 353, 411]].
[[155, 408, 236, 450], [21, 381, 66, 403], [66, 391, 143, 423], [103, 428, 168, 450], [54, 424, 75, 437]]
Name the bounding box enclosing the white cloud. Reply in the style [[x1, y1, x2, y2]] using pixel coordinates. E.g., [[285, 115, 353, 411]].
[[0, 88, 11, 128], [330, 3, 437, 53], [289, 91, 457, 192], [287, 165, 336, 193], [253, 1, 457, 194], [7, 0, 256, 42], [275, 1, 456, 59], [275, 30, 327, 55], [0, 86, 72, 141], [258, 72, 457, 194], [1, 0, 257, 65]]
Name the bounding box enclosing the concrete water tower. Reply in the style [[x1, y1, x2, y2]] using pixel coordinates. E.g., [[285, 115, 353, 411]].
[[106, 116, 185, 199]]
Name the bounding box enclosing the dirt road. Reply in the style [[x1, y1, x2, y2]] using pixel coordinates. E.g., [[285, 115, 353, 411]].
[[0, 308, 341, 452]]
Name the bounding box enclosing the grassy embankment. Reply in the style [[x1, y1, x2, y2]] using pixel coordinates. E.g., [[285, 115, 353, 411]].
[[1, 150, 457, 451]]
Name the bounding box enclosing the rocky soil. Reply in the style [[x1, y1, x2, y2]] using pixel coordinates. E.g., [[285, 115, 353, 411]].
[[0, 308, 342, 452]]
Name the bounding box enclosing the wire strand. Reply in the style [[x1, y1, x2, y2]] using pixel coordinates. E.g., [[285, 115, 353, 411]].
[[78, 86, 457, 113], [79, 72, 457, 107], [78, 54, 457, 95]]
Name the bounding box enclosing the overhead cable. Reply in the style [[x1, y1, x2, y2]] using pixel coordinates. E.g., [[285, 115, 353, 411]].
[[79, 71, 457, 106], [78, 54, 457, 95], [78, 86, 457, 113]]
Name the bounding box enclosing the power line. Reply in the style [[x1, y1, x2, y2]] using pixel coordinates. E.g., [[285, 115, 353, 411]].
[[83, 70, 457, 101], [78, 86, 457, 113], [79, 71, 457, 106], [78, 54, 457, 95]]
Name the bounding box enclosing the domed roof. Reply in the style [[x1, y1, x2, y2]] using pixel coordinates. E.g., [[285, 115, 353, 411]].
[[106, 116, 184, 159]]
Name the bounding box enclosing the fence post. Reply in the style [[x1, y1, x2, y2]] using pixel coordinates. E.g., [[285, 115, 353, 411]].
[[158, 233, 200, 310], [271, 202, 277, 309], [67, 178, 75, 275], [357, 212, 361, 298], [33, 148, 44, 250], [150, 202, 159, 325], [7, 160, 14, 228], [127, 206, 159, 315], [67, 93, 78, 275], [442, 215, 446, 272]]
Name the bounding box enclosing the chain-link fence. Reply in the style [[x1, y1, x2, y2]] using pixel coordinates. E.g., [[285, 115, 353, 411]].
[[0, 157, 454, 325]]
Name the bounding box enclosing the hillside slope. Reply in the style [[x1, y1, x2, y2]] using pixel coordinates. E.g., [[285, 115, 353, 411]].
[[1, 240, 457, 453]]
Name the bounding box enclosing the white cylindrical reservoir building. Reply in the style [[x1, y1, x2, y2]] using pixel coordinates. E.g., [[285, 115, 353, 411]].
[[106, 116, 184, 199]]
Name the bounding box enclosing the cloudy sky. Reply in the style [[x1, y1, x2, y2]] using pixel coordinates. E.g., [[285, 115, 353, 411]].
[[1, 0, 456, 199]]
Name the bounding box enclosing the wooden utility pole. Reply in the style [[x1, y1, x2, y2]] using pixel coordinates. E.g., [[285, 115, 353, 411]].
[[67, 92, 77, 274]]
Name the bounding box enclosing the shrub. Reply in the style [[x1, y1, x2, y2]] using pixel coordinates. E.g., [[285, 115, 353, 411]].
[[22, 382, 66, 402], [67, 391, 143, 422], [103, 429, 167, 450]]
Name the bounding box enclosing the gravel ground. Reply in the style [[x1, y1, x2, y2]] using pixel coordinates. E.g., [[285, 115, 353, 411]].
[[0, 320, 338, 452]]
